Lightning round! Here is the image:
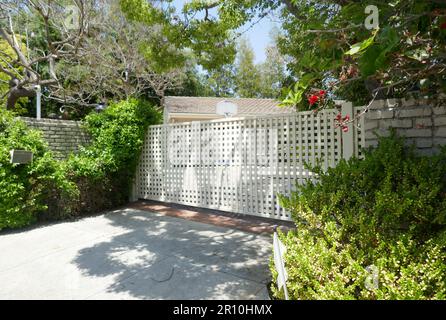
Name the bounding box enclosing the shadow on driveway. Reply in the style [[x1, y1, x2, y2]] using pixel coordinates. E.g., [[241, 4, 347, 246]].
[[0, 208, 272, 299], [73, 208, 272, 299]]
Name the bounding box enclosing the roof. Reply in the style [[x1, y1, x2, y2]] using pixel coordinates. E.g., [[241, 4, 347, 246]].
[[164, 96, 295, 116]]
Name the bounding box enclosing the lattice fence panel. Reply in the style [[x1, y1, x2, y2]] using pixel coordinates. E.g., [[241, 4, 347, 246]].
[[137, 109, 358, 221]]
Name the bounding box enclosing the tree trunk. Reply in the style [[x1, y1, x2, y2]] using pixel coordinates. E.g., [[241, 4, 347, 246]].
[[6, 86, 36, 110]]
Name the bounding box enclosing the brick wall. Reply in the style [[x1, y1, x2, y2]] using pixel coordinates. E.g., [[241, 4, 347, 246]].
[[363, 98, 446, 155], [20, 117, 90, 159]]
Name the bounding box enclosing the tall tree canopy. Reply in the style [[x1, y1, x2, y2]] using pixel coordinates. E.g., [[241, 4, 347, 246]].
[[234, 37, 261, 98], [0, 0, 190, 114], [2, 0, 444, 113], [122, 0, 446, 108], [0, 0, 93, 109], [258, 27, 289, 99], [278, 0, 446, 109]]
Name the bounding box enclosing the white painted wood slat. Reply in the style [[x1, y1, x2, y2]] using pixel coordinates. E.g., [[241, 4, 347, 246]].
[[137, 110, 363, 221]]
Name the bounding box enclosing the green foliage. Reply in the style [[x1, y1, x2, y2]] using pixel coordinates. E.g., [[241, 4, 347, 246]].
[[71, 99, 161, 175], [64, 99, 161, 214], [277, 0, 446, 106], [0, 99, 160, 228], [0, 109, 77, 230], [235, 37, 261, 98], [119, 0, 239, 72], [345, 29, 378, 56], [271, 228, 446, 300], [279, 73, 317, 110], [188, 35, 288, 99], [233, 35, 288, 99], [271, 134, 446, 299], [0, 39, 30, 110], [257, 30, 289, 99], [202, 65, 236, 97]]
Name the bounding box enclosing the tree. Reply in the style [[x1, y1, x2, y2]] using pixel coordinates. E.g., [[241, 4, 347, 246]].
[[205, 64, 236, 97], [6, 1, 442, 111], [119, 0, 245, 72], [234, 37, 261, 98], [118, 0, 285, 99], [276, 0, 446, 108], [257, 28, 289, 98], [0, 0, 189, 113], [0, 0, 92, 109], [123, 0, 445, 108], [57, 0, 185, 107], [0, 38, 26, 107]]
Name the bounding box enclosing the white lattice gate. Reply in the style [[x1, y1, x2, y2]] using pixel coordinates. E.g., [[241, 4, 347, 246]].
[[136, 103, 364, 221]]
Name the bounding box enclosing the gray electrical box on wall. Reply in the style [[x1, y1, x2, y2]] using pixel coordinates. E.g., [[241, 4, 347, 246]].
[[10, 150, 33, 164]]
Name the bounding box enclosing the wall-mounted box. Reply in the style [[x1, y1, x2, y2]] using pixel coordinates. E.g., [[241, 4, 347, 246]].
[[10, 150, 33, 164]]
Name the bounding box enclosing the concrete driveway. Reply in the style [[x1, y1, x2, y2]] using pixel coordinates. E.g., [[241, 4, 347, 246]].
[[0, 208, 272, 299]]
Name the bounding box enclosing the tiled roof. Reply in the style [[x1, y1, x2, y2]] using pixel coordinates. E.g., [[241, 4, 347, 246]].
[[164, 96, 295, 116]]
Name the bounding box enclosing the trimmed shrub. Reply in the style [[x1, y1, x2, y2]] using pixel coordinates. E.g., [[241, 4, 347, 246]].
[[271, 134, 446, 299]]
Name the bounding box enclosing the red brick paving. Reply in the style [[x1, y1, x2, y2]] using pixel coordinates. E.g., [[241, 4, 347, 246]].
[[128, 200, 294, 235]]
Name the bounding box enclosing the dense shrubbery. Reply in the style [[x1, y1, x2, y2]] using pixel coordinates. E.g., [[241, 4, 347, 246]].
[[0, 110, 76, 229], [60, 98, 161, 216], [0, 99, 161, 228], [271, 134, 446, 299]]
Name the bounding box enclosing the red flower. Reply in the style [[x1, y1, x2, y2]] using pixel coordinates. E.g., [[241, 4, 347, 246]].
[[335, 113, 342, 121], [335, 113, 351, 132], [319, 90, 326, 96], [308, 95, 319, 106], [441, 22, 446, 30]]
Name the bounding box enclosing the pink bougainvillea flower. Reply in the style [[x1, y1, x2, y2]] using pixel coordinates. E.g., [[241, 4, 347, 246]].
[[335, 113, 342, 121], [335, 114, 351, 132], [308, 95, 319, 106]]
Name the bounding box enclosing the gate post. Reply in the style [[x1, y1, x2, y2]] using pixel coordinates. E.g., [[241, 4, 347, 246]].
[[129, 176, 138, 202], [341, 101, 355, 160], [130, 151, 141, 202]]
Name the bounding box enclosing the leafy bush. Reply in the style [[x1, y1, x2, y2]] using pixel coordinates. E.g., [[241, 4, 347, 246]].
[[0, 109, 77, 230], [1, 99, 160, 227], [61, 98, 161, 216], [271, 134, 446, 299]]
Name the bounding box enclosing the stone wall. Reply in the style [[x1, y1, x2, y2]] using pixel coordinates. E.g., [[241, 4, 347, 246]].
[[363, 98, 446, 155], [20, 117, 90, 159]]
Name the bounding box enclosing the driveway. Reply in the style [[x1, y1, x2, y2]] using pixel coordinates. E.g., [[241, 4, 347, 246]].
[[0, 208, 272, 299]]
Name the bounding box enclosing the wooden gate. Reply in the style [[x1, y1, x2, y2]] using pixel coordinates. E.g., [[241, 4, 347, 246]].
[[136, 103, 364, 221]]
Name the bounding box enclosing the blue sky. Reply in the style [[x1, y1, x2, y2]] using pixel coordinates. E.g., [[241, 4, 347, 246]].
[[237, 17, 280, 63], [168, 0, 280, 64]]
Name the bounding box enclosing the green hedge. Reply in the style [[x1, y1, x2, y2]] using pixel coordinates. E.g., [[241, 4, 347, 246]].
[[0, 110, 76, 230], [0, 99, 161, 229], [60, 98, 161, 216], [272, 134, 446, 299]]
